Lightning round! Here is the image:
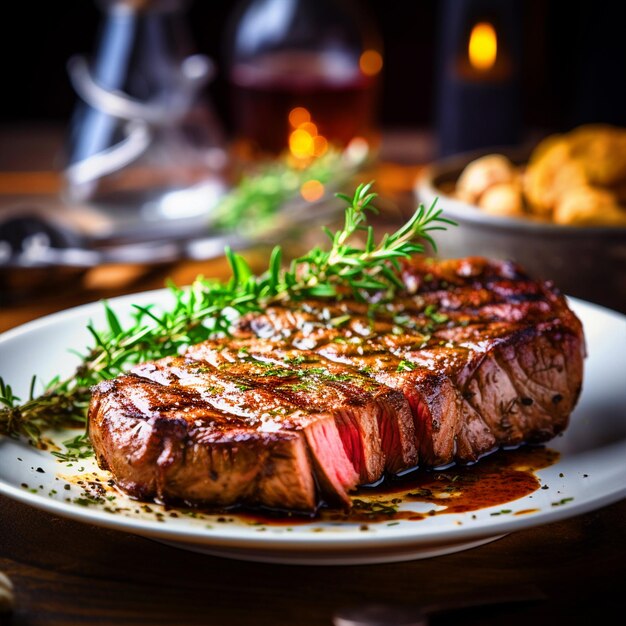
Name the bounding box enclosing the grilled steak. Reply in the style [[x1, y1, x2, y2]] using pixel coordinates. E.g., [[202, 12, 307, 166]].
[[88, 256, 585, 512]]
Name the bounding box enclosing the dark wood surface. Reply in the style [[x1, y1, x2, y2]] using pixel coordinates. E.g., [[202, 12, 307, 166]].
[[1, 494, 625, 626], [1, 129, 625, 625]]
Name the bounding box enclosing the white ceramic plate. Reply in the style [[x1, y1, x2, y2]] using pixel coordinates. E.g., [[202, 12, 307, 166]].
[[1, 291, 625, 565]]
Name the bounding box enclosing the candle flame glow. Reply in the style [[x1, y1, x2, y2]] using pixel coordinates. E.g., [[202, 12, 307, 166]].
[[468, 22, 497, 71]]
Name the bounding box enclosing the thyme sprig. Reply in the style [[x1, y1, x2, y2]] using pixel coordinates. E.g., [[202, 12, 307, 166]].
[[0, 182, 453, 446]]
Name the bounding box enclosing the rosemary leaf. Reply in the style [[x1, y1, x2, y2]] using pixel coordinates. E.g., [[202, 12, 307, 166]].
[[0, 182, 452, 448]]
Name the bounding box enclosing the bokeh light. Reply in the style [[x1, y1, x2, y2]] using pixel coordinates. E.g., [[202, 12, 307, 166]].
[[359, 50, 383, 76], [300, 179, 325, 202]]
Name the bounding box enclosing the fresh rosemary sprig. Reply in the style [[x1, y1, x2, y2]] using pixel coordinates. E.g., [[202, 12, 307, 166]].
[[210, 146, 355, 232], [0, 182, 453, 446], [0, 377, 90, 447], [271, 182, 452, 301]]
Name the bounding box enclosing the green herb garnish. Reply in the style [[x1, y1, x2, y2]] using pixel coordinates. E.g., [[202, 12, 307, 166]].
[[396, 360, 417, 372], [51, 433, 95, 463], [551, 497, 574, 506], [210, 147, 354, 232], [0, 182, 452, 447], [424, 303, 449, 325]]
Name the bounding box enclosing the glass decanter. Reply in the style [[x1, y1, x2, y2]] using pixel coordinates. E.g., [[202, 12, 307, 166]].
[[63, 0, 228, 242], [223, 0, 382, 158]]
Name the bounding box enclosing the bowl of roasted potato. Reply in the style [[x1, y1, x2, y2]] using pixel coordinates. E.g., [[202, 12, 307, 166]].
[[415, 124, 626, 312]]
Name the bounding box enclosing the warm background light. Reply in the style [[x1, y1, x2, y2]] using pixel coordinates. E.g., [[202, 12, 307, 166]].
[[298, 122, 318, 136], [300, 179, 325, 202], [312, 135, 328, 157], [359, 49, 383, 76], [288, 106, 310, 128], [288, 107, 329, 159], [468, 22, 497, 71], [289, 128, 314, 158]]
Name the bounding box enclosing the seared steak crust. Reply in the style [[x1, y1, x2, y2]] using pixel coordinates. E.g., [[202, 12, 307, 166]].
[[88, 256, 585, 512]]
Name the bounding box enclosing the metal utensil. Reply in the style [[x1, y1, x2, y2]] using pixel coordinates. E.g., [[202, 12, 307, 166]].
[[334, 604, 427, 626], [333, 585, 546, 625]]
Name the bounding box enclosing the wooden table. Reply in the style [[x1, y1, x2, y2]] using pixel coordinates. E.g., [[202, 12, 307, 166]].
[[0, 493, 623, 626], [1, 129, 625, 625]]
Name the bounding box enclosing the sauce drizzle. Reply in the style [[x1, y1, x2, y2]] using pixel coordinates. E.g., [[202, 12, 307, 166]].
[[56, 445, 560, 527], [236, 445, 559, 525]]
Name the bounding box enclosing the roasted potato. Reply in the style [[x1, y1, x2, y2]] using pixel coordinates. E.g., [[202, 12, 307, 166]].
[[479, 182, 525, 217], [523, 135, 588, 215], [554, 185, 626, 226], [567, 124, 626, 186], [455, 154, 517, 204], [454, 124, 626, 227]]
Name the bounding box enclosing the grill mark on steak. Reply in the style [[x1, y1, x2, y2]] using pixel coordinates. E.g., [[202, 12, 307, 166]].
[[234, 256, 584, 465], [89, 375, 318, 509], [88, 256, 585, 512], [314, 340, 475, 466], [128, 355, 374, 508], [185, 340, 418, 476]]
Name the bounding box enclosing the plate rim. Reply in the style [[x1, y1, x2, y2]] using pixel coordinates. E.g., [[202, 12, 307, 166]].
[[1, 462, 624, 551], [1, 290, 625, 554]]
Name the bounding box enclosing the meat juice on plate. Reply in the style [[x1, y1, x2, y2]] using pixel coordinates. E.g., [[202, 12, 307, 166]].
[[53, 439, 558, 528], [241, 445, 558, 526]]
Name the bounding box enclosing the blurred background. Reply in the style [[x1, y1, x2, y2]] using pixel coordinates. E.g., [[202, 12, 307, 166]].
[[0, 0, 625, 311], [2, 0, 625, 137]]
